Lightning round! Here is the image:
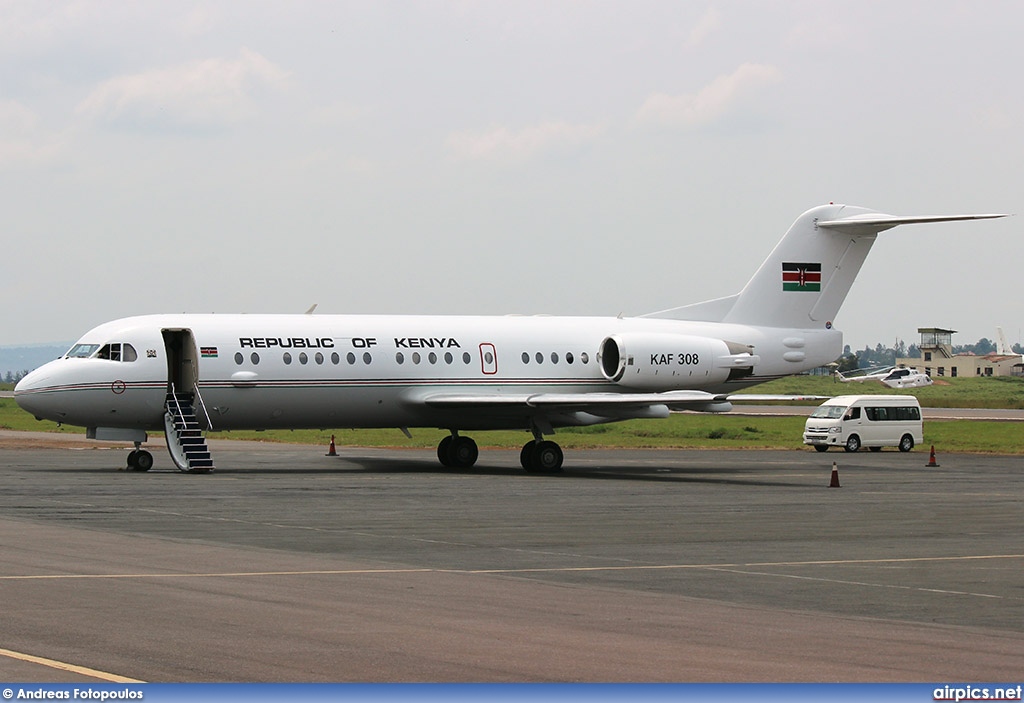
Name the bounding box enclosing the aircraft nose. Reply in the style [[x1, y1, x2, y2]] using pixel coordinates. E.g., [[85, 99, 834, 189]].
[[14, 364, 61, 421]]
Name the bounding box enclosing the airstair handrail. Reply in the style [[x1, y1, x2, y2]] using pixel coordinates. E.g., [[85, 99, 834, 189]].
[[193, 383, 213, 431]]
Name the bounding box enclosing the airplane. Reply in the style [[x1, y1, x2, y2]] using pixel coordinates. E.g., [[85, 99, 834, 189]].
[[14, 204, 1006, 474], [835, 365, 934, 389]]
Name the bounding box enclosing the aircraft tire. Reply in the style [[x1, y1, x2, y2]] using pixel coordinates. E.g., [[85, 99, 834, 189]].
[[522, 440, 563, 474], [520, 442, 535, 470], [448, 436, 479, 468], [130, 450, 154, 472], [437, 436, 454, 467]]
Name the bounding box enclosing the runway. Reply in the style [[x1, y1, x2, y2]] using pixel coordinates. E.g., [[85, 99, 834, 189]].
[[1, 435, 1023, 682]]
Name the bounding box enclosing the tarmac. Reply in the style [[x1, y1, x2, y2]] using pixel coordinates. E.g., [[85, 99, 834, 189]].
[[1, 432, 1023, 682]]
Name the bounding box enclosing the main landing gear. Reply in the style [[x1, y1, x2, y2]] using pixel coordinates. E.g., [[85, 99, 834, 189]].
[[519, 440, 563, 474], [434, 432, 564, 473], [437, 433, 479, 468]]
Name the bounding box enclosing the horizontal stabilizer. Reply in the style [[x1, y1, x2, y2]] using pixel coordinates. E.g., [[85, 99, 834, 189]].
[[818, 212, 1007, 234]]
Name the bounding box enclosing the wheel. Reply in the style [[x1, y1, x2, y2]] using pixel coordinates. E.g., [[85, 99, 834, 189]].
[[126, 450, 139, 469], [134, 450, 154, 471], [437, 436, 453, 467], [814, 445, 829, 453], [447, 436, 478, 468], [520, 442, 535, 470], [844, 435, 861, 453], [533, 441, 564, 473], [898, 434, 914, 452]]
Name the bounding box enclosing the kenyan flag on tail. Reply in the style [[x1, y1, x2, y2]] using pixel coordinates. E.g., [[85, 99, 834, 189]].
[[782, 262, 821, 292]]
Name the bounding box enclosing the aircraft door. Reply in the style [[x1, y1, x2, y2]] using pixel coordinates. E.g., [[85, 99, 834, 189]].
[[162, 329, 200, 396], [479, 343, 498, 375]]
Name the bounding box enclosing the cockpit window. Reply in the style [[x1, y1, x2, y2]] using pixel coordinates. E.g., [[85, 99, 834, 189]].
[[66, 344, 100, 358], [95, 343, 138, 362]]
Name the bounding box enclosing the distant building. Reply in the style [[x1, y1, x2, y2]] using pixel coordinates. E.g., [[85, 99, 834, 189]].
[[895, 327, 1024, 378]]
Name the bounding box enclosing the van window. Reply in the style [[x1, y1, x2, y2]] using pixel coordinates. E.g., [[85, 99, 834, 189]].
[[810, 405, 845, 419], [865, 407, 887, 421], [865, 406, 920, 421], [845, 407, 861, 421]]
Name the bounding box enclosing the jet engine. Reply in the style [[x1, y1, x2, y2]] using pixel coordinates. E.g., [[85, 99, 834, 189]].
[[598, 333, 759, 390]]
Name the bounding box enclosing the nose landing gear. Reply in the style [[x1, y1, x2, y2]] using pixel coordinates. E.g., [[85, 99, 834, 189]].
[[126, 441, 154, 471]]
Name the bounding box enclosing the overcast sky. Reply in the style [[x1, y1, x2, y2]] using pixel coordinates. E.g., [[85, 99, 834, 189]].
[[3, 1, 1020, 350]]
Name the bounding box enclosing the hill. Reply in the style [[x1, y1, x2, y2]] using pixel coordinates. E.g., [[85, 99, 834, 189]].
[[0, 344, 71, 380]]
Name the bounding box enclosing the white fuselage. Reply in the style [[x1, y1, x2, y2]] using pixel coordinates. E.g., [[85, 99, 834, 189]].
[[15, 313, 841, 432]]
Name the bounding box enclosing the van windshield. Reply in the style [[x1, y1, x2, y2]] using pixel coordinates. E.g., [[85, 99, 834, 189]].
[[810, 405, 846, 419]]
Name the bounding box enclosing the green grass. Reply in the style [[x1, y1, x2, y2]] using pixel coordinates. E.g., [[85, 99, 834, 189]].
[[4, 396, 1023, 453], [740, 375, 1024, 409]]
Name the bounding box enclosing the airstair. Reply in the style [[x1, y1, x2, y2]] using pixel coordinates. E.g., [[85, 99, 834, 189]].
[[164, 387, 215, 473]]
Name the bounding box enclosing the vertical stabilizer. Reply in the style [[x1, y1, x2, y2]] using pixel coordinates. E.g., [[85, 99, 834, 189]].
[[723, 204, 875, 328], [645, 205, 1006, 329]]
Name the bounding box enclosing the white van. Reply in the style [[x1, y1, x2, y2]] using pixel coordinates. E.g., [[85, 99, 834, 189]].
[[803, 395, 923, 453]]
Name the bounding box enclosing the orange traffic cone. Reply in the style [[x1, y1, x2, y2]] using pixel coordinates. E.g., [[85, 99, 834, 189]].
[[926, 445, 939, 467], [829, 461, 841, 488], [326, 434, 337, 456]]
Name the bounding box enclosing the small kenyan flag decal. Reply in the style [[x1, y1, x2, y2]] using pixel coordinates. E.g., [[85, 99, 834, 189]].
[[201, 347, 218, 358], [782, 262, 821, 292]]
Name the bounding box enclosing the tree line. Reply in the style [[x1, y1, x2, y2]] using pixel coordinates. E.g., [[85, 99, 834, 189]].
[[835, 338, 1022, 373]]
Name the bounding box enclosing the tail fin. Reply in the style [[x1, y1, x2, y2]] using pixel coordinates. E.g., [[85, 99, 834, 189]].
[[645, 204, 1006, 328]]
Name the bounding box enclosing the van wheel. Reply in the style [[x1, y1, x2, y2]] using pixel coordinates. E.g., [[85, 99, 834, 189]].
[[813, 445, 829, 453], [898, 435, 914, 452], [844, 435, 861, 453]]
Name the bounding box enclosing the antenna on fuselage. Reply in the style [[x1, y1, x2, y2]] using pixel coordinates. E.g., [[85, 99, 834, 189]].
[[305, 304, 318, 315]]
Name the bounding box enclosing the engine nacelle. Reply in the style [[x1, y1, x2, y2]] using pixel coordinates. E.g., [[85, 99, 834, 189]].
[[598, 333, 759, 390]]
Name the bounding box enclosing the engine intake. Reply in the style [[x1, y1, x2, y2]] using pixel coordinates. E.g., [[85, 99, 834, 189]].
[[598, 333, 759, 390]]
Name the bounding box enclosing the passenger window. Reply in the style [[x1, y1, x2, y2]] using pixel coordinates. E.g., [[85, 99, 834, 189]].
[[283, 353, 293, 365]]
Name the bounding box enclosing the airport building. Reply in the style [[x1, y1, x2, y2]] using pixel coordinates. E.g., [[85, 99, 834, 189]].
[[895, 327, 1024, 379]]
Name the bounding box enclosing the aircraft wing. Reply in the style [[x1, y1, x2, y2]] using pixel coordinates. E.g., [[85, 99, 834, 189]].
[[421, 391, 827, 415], [725, 394, 828, 402], [422, 390, 734, 416]]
